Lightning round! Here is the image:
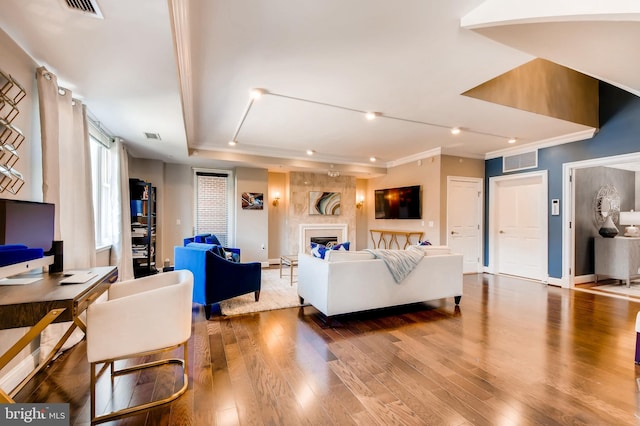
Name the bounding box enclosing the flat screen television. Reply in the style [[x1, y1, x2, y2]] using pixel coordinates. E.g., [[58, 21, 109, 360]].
[[374, 185, 421, 219], [0, 199, 55, 252]]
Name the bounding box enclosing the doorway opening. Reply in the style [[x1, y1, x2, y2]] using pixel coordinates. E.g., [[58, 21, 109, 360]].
[[563, 151, 640, 288]]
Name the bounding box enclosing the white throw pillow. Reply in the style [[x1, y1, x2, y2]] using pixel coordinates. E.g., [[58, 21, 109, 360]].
[[417, 245, 451, 255]]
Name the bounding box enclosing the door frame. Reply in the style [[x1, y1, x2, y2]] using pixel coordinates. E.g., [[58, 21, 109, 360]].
[[562, 151, 640, 288], [488, 170, 548, 281], [446, 176, 483, 273]]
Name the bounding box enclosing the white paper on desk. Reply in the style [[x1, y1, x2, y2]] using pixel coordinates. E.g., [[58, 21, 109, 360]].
[[0, 277, 42, 285], [59, 272, 97, 284]]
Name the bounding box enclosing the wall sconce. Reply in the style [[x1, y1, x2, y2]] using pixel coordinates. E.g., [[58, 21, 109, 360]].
[[356, 195, 364, 209], [272, 191, 280, 207]]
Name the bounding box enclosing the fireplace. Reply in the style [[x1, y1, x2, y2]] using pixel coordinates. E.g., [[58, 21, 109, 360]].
[[310, 236, 338, 246], [299, 224, 348, 253]]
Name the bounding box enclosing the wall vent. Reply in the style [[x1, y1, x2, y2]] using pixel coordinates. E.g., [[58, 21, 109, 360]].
[[503, 150, 538, 173], [63, 0, 104, 19]]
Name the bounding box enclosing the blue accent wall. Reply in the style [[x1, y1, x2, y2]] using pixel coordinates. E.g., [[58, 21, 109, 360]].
[[485, 82, 640, 278]]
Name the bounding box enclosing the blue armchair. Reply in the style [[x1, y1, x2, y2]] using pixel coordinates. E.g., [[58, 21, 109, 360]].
[[174, 242, 261, 319], [183, 234, 240, 262]]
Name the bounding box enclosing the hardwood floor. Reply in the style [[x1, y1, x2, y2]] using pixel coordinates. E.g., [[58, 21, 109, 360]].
[[14, 273, 640, 425]]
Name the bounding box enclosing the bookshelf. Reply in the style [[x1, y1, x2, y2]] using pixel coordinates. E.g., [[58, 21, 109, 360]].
[[130, 178, 157, 277]]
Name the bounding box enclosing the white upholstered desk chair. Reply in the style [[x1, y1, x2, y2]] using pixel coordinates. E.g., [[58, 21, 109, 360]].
[[86, 269, 194, 424]]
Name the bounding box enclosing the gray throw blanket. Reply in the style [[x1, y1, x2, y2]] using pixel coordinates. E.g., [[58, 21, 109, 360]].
[[364, 246, 425, 283]]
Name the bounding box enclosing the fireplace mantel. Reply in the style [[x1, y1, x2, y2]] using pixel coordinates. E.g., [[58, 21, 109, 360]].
[[299, 224, 348, 253]]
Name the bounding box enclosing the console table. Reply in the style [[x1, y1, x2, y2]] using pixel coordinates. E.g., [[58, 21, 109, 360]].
[[594, 237, 640, 287], [370, 229, 424, 249], [0, 265, 118, 402]]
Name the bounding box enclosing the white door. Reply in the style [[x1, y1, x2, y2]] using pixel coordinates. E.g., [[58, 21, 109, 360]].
[[447, 177, 482, 273], [495, 175, 546, 280]]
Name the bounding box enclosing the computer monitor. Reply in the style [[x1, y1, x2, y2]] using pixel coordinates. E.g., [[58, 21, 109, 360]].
[[0, 199, 55, 252]]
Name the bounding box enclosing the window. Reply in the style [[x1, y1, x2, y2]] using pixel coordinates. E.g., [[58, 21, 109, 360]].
[[89, 133, 114, 248], [195, 171, 231, 246]]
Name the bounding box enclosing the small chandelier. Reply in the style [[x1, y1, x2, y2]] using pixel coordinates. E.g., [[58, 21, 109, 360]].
[[327, 165, 339, 178]]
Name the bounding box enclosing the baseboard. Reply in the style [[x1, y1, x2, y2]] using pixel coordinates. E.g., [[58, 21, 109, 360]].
[[0, 348, 40, 395], [574, 274, 595, 284], [261, 261, 270, 268]]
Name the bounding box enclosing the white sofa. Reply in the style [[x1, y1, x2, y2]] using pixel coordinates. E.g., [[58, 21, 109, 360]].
[[298, 246, 463, 317]]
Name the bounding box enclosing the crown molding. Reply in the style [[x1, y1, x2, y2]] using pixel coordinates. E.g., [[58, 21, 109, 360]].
[[168, 0, 194, 148], [386, 147, 442, 168], [484, 128, 596, 160]]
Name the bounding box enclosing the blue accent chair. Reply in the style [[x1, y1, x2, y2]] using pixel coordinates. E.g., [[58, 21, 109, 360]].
[[174, 242, 261, 319], [183, 234, 240, 262]]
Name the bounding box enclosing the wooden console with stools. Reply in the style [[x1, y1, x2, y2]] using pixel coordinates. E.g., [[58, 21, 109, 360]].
[[369, 229, 424, 249]]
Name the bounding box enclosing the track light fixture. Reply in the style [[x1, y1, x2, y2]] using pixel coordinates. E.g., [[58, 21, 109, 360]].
[[229, 88, 521, 151], [250, 88, 266, 99]]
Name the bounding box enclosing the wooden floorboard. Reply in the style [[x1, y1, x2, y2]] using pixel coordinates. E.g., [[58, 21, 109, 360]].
[[13, 273, 640, 425]]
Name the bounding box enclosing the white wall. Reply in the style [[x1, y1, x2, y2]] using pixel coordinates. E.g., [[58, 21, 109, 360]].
[[268, 172, 287, 261], [162, 163, 194, 264], [366, 155, 441, 245], [0, 27, 43, 391], [236, 167, 269, 263]]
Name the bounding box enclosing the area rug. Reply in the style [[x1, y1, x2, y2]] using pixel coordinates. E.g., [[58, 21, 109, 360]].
[[588, 282, 640, 299], [219, 267, 305, 316]]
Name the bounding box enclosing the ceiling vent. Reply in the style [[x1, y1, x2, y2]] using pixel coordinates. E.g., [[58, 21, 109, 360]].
[[503, 150, 538, 173], [144, 132, 161, 141], [63, 0, 104, 19]]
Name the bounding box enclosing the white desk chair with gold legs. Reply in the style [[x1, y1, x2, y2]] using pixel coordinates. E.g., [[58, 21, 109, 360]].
[[86, 269, 193, 424]]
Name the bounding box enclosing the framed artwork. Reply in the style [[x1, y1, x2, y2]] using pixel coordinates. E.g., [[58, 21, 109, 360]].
[[309, 191, 341, 215], [242, 192, 264, 210]]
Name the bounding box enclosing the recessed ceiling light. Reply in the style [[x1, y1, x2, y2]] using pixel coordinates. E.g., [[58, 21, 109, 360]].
[[370, 156, 377, 162], [365, 112, 378, 120], [451, 127, 461, 135], [228, 140, 237, 146], [250, 88, 265, 99], [508, 138, 517, 144], [306, 149, 315, 156]]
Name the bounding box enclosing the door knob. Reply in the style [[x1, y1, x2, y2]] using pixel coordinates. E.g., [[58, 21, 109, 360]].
[[451, 231, 459, 235], [499, 230, 505, 234]]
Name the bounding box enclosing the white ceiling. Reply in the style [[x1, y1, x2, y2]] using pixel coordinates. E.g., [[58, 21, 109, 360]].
[[0, 0, 638, 177]]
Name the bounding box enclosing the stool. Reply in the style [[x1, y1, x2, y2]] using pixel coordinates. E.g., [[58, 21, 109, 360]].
[[636, 312, 640, 363]]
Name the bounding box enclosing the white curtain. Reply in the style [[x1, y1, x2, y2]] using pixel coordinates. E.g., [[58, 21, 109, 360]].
[[110, 139, 134, 281], [36, 66, 96, 267], [36, 66, 96, 361]]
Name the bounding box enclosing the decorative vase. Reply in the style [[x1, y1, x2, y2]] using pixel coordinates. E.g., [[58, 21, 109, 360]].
[[599, 215, 619, 238]]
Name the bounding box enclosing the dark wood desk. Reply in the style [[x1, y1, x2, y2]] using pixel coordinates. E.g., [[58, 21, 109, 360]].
[[0, 265, 118, 402]]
